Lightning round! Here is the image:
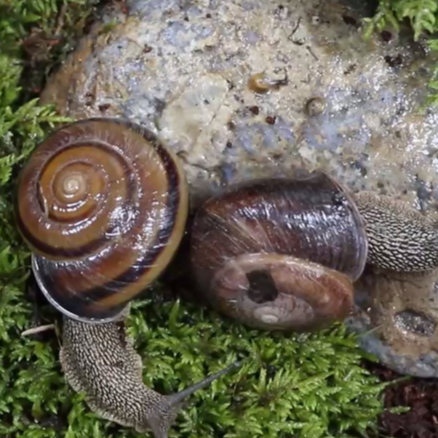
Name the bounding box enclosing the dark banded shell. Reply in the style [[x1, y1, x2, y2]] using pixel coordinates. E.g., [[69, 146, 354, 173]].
[[16, 118, 188, 322], [189, 172, 368, 331]]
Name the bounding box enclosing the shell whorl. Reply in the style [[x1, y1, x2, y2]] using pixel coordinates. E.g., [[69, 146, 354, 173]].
[[189, 173, 368, 331], [16, 118, 189, 322], [354, 191, 438, 273]]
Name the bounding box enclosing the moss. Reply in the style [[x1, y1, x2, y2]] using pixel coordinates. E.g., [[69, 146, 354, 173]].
[[1, 291, 388, 438], [7, 0, 438, 437]]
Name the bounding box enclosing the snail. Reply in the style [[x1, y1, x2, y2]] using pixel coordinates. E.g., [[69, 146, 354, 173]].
[[247, 71, 289, 94], [189, 173, 438, 331], [16, 118, 240, 438], [305, 97, 326, 117]]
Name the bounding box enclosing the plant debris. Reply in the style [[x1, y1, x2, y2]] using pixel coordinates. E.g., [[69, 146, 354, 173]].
[[365, 361, 438, 438]]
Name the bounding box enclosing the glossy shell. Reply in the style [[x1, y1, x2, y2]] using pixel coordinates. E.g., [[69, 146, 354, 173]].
[[16, 118, 188, 323], [189, 172, 368, 330]]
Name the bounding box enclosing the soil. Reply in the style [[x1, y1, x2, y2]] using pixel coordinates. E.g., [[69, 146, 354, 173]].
[[365, 361, 438, 438]]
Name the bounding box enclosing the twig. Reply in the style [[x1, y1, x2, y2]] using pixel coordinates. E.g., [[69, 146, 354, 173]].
[[55, 3, 68, 36], [21, 324, 55, 337]]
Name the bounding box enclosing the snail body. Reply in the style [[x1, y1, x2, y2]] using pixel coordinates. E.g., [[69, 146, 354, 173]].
[[354, 191, 438, 272], [189, 173, 438, 331], [60, 309, 240, 438]]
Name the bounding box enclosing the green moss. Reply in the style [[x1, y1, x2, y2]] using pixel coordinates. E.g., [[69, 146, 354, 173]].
[[364, 0, 438, 40], [1, 290, 388, 438], [127, 300, 388, 438]]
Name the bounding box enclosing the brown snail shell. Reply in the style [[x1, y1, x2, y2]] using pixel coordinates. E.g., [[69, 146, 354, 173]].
[[16, 118, 189, 323], [189, 172, 369, 331], [247, 72, 288, 94]]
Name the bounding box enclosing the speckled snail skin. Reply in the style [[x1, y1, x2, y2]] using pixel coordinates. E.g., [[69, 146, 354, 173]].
[[61, 308, 240, 437], [16, 118, 240, 438], [189, 173, 438, 331]]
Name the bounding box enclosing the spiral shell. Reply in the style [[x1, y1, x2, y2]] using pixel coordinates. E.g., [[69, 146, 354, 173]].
[[16, 118, 188, 323], [247, 72, 289, 94], [189, 172, 368, 331]]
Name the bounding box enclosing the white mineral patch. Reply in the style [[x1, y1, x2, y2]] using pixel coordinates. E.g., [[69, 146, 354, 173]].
[[159, 72, 233, 159], [253, 308, 280, 324]]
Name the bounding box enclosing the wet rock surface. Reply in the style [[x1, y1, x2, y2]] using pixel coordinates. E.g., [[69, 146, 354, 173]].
[[40, 0, 438, 376], [347, 268, 438, 378]]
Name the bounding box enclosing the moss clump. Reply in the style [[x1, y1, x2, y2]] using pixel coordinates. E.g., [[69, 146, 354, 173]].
[[2, 290, 388, 438], [127, 300, 389, 438]]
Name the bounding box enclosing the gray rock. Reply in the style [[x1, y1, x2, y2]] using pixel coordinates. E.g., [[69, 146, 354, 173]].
[[40, 0, 438, 377], [346, 269, 438, 378]]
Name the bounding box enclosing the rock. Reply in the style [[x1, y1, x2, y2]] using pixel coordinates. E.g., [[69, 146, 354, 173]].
[[40, 0, 438, 376], [347, 269, 438, 378]]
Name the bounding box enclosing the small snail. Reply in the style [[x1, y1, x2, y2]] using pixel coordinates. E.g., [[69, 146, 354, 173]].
[[189, 172, 438, 331], [247, 71, 289, 94], [16, 118, 240, 438], [305, 97, 326, 117]]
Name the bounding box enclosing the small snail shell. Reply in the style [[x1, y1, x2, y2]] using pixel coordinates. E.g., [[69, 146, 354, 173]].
[[247, 72, 288, 94], [189, 172, 369, 331], [16, 118, 188, 323], [305, 97, 326, 117]]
